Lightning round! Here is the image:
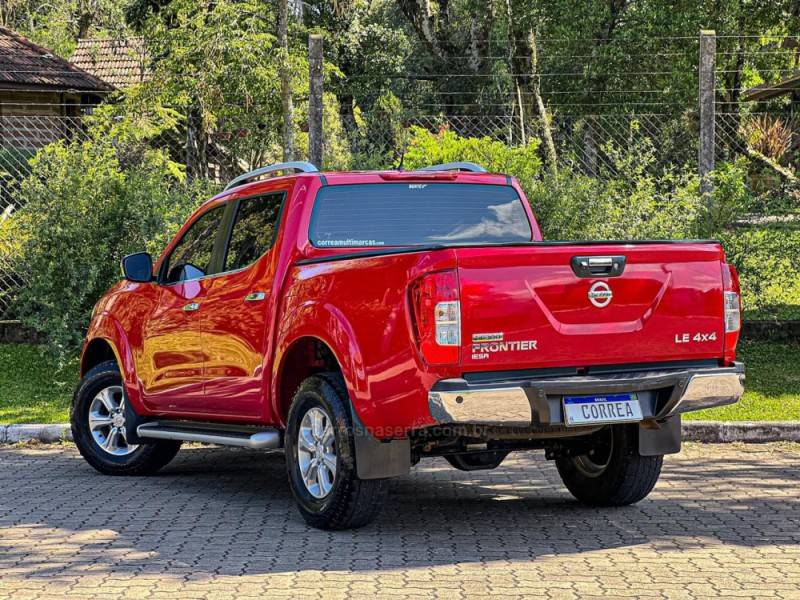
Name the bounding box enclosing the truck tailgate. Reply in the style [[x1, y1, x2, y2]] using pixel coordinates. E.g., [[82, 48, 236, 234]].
[[457, 242, 726, 370]]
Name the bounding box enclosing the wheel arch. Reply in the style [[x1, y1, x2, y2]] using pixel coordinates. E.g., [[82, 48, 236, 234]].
[[273, 335, 345, 426], [271, 297, 368, 425], [81, 338, 120, 376], [275, 333, 411, 481]]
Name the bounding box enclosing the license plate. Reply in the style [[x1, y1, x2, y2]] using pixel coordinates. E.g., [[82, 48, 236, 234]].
[[562, 393, 643, 426]]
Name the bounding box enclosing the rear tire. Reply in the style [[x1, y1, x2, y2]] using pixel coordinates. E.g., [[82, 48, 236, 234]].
[[71, 360, 181, 476], [285, 373, 387, 530], [556, 425, 662, 506]]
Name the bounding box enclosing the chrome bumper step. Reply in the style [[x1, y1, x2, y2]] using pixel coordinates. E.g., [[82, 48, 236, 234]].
[[137, 421, 281, 449], [428, 362, 745, 427]]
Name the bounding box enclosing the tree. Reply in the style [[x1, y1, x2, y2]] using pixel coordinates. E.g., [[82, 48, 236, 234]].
[[0, 0, 126, 57], [301, 0, 409, 157], [128, 0, 295, 178]]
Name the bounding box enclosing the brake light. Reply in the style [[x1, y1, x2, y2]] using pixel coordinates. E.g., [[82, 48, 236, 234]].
[[722, 263, 741, 364], [410, 270, 461, 364], [724, 291, 740, 333], [379, 172, 458, 181]]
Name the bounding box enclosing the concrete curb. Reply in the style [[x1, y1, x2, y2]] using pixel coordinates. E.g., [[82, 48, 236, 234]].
[[0, 421, 799, 444], [0, 424, 72, 444], [682, 421, 800, 443]]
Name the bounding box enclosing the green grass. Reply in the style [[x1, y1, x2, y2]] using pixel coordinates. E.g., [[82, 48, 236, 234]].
[[0, 339, 798, 424], [0, 344, 77, 424], [685, 340, 800, 421]]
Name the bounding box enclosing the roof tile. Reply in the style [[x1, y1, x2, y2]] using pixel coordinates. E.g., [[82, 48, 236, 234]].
[[69, 37, 150, 89]]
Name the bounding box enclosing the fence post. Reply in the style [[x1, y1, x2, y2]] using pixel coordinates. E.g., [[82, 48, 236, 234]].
[[699, 29, 716, 193], [308, 34, 324, 168]]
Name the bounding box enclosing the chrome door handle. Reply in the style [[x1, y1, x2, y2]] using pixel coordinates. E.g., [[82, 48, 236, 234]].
[[244, 291, 266, 303], [183, 302, 200, 312]]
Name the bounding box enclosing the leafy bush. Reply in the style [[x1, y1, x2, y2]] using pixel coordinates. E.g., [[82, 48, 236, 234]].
[[13, 123, 208, 363], [527, 143, 751, 241], [719, 227, 800, 321], [403, 125, 542, 179], [390, 128, 795, 319], [528, 169, 706, 240], [349, 92, 407, 170]]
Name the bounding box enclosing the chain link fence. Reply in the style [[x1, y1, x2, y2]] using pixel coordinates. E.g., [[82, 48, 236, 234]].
[[716, 111, 799, 171], [2, 37, 799, 319], [342, 111, 702, 178], [1, 107, 797, 318]]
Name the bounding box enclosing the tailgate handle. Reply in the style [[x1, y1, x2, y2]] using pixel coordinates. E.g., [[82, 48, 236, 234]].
[[571, 255, 626, 278]]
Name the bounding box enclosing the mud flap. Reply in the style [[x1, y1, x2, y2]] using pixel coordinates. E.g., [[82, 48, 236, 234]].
[[122, 391, 149, 445], [349, 405, 411, 479], [638, 415, 681, 455]]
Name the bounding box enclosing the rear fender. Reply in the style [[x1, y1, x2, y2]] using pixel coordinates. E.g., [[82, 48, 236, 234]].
[[273, 304, 411, 479], [272, 301, 366, 426]]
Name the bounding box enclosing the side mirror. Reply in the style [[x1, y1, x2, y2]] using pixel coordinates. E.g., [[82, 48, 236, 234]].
[[121, 252, 153, 283]]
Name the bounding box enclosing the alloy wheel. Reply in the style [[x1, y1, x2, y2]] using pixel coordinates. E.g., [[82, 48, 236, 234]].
[[88, 385, 138, 456], [297, 406, 337, 498]]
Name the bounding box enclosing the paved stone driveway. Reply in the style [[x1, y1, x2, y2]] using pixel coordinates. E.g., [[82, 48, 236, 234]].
[[1, 442, 799, 599]]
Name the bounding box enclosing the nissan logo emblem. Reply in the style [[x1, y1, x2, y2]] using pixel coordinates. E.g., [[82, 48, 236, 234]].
[[588, 281, 613, 308]]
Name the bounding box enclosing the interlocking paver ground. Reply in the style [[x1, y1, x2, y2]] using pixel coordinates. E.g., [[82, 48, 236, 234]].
[[1, 442, 799, 599]]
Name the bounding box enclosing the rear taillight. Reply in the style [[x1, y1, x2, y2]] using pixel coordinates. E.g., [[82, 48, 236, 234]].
[[410, 270, 461, 365], [722, 263, 741, 363], [724, 291, 740, 333]]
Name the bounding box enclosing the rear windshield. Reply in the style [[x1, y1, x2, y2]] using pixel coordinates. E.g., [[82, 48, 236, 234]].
[[309, 183, 532, 247]]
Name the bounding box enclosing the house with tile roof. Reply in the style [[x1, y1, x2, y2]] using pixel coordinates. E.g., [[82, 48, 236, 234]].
[[0, 26, 113, 150]]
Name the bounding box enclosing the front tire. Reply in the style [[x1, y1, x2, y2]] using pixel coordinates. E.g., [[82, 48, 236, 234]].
[[285, 374, 387, 530], [72, 360, 181, 476], [556, 425, 663, 506]]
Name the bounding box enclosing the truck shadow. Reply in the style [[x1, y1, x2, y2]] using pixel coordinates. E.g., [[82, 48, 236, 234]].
[[1, 444, 798, 580]]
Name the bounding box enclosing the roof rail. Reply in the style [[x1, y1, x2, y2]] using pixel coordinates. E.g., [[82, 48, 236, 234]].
[[224, 161, 319, 191], [419, 161, 487, 173]]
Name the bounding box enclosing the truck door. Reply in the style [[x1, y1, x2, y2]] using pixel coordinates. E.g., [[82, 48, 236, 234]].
[[140, 203, 228, 413], [200, 191, 286, 419]]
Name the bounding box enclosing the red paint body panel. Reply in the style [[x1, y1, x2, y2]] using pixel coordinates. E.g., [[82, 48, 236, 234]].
[[81, 170, 738, 437], [457, 243, 727, 370]]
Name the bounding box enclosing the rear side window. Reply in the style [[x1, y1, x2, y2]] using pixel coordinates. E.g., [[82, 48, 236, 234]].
[[309, 183, 532, 247], [163, 205, 226, 283], [224, 192, 284, 271]]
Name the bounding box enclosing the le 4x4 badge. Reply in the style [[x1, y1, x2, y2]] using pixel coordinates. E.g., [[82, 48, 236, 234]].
[[675, 331, 718, 343]]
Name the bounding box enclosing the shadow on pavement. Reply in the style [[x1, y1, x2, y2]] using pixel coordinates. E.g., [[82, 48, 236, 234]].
[[0, 444, 798, 580]]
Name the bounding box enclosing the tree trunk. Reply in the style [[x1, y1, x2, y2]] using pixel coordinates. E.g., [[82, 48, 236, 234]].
[[186, 102, 208, 183], [278, 0, 294, 162], [503, 0, 526, 146], [528, 29, 557, 177], [339, 94, 360, 156], [396, 0, 492, 72]]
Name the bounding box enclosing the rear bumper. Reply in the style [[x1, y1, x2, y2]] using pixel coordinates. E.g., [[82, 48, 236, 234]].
[[428, 362, 745, 427]]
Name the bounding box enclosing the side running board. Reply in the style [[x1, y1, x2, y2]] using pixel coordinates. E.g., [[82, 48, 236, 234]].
[[137, 421, 281, 449]]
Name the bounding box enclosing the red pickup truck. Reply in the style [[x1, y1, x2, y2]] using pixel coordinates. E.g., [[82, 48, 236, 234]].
[[73, 161, 745, 530]]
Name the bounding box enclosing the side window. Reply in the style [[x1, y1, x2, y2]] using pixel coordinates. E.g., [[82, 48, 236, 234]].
[[223, 193, 284, 272], [163, 205, 226, 284]]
